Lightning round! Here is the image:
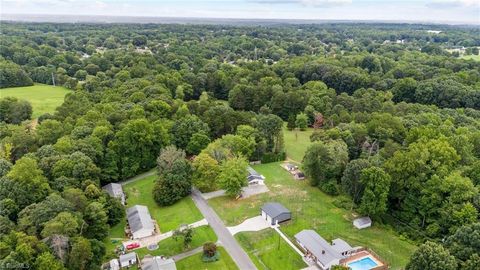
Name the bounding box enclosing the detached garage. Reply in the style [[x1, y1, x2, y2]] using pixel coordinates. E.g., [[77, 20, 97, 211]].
[[261, 202, 291, 225]]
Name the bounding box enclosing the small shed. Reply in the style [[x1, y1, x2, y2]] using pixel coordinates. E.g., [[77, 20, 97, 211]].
[[119, 252, 137, 268], [353, 217, 372, 229], [102, 183, 126, 205], [261, 202, 291, 225]]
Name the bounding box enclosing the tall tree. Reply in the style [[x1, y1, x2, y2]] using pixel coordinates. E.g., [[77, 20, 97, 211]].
[[218, 156, 248, 197], [406, 241, 457, 270], [358, 167, 391, 217]]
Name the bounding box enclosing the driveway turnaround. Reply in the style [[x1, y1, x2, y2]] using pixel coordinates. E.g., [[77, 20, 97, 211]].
[[227, 216, 270, 235], [122, 219, 208, 249], [191, 189, 257, 270]]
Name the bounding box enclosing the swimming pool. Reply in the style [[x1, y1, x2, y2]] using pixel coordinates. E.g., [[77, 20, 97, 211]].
[[347, 257, 378, 270]]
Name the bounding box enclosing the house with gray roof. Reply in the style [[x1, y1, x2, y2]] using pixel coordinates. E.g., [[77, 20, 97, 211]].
[[142, 256, 176, 270], [295, 230, 354, 270], [261, 202, 291, 225], [353, 217, 372, 229], [102, 183, 126, 205], [247, 166, 265, 185], [119, 252, 137, 268], [126, 205, 155, 239]]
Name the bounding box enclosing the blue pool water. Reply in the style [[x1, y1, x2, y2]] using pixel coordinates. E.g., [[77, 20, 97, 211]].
[[347, 257, 378, 270]]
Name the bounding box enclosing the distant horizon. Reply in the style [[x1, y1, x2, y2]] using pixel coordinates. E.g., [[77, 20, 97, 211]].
[[1, 13, 479, 26], [2, 0, 479, 25]]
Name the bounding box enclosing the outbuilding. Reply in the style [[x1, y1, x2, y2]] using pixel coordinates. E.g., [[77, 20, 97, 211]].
[[126, 205, 155, 239], [102, 183, 126, 205], [119, 252, 137, 268], [108, 259, 120, 270], [261, 202, 291, 225], [353, 217, 372, 229]]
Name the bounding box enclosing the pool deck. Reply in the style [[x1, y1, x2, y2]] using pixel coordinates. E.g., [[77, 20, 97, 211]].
[[342, 250, 385, 270]]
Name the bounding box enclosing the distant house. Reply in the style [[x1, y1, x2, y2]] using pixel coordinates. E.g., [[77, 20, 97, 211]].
[[353, 217, 372, 229], [108, 259, 120, 270], [102, 183, 126, 205], [247, 166, 265, 185], [119, 252, 137, 268], [126, 205, 155, 239], [261, 202, 291, 225], [295, 230, 354, 270], [142, 256, 177, 270]]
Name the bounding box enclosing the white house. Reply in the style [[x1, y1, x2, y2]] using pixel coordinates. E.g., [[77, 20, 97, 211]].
[[247, 166, 265, 185], [119, 252, 137, 268], [353, 217, 372, 229], [142, 256, 177, 270], [126, 205, 155, 239], [295, 230, 354, 270]]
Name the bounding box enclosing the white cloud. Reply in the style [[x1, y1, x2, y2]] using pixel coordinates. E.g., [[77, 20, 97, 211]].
[[426, 0, 480, 9]]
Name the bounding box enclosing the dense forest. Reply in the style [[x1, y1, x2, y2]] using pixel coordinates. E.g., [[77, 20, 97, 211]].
[[0, 22, 479, 269]]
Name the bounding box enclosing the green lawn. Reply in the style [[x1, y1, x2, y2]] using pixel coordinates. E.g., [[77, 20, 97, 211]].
[[176, 247, 238, 270], [283, 126, 314, 162], [461, 54, 480, 61], [104, 173, 205, 259], [209, 163, 416, 269], [123, 174, 204, 232], [0, 84, 70, 118], [236, 229, 306, 270], [135, 225, 217, 258]]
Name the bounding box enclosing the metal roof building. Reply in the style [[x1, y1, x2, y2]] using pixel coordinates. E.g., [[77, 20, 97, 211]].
[[126, 205, 155, 239], [102, 183, 126, 205], [261, 202, 291, 225], [142, 256, 177, 270]]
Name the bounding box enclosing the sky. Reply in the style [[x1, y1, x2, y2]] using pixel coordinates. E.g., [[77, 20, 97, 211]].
[[1, 0, 479, 24]]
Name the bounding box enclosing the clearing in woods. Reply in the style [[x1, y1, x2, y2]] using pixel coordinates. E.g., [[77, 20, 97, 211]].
[[0, 84, 70, 118]]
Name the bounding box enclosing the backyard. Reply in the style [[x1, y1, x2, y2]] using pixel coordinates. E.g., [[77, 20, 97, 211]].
[[283, 126, 314, 162], [236, 229, 306, 270], [208, 128, 416, 269], [0, 84, 70, 118]]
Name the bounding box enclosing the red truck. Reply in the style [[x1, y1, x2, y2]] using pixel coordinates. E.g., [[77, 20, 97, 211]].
[[126, 243, 140, 250]]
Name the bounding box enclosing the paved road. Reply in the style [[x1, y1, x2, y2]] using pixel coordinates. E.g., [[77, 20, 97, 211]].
[[191, 189, 257, 270]]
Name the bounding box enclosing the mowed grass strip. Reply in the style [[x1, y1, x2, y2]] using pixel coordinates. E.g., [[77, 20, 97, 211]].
[[176, 247, 238, 270], [236, 229, 306, 270], [123, 174, 204, 232], [0, 84, 70, 118], [283, 126, 314, 162], [209, 162, 416, 269], [135, 225, 217, 258]]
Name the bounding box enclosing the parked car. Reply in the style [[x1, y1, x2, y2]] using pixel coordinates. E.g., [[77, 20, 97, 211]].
[[126, 243, 140, 250]]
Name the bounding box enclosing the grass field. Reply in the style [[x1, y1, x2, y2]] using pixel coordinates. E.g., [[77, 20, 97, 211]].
[[283, 126, 314, 162], [135, 225, 217, 258], [176, 247, 238, 270], [0, 84, 70, 118], [236, 229, 306, 270], [461, 54, 480, 61]]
